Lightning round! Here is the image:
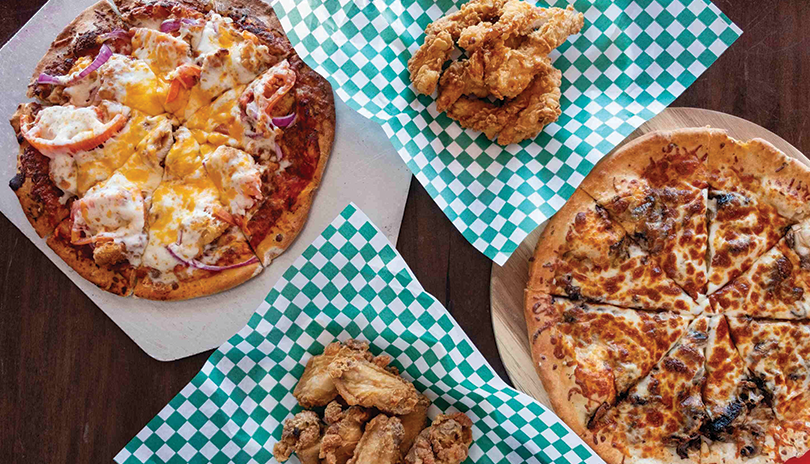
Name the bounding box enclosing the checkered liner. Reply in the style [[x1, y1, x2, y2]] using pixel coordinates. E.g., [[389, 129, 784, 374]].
[[114, 204, 606, 464], [274, 0, 741, 264]]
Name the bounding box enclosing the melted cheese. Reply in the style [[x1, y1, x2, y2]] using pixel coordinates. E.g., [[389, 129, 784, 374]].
[[140, 128, 230, 280], [203, 145, 263, 217], [34, 103, 128, 144], [64, 54, 170, 116], [49, 153, 77, 202], [131, 28, 192, 77], [74, 111, 167, 195]]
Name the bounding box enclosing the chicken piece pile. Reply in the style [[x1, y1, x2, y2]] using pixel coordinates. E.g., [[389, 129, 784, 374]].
[[273, 339, 474, 464], [408, 0, 583, 145]]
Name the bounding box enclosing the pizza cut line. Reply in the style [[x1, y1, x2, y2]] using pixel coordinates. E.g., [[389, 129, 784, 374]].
[[525, 128, 810, 464], [8, 0, 335, 300]]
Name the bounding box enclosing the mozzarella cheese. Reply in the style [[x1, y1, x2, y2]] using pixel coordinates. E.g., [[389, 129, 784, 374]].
[[131, 27, 192, 77], [203, 145, 263, 217], [34, 102, 128, 144], [49, 153, 78, 203]]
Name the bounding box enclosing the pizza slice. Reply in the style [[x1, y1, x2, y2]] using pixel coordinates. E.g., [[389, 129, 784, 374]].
[[581, 129, 712, 301], [591, 316, 711, 464], [701, 315, 789, 464], [46, 117, 173, 295], [710, 228, 810, 319], [524, 292, 692, 444], [134, 127, 262, 300], [706, 135, 810, 294], [8, 103, 73, 237], [727, 317, 810, 457], [187, 56, 335, 265], [528, 189, 698, 314]]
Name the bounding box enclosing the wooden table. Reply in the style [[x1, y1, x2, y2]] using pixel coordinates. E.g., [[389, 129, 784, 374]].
[[1, 1, 809, 461]]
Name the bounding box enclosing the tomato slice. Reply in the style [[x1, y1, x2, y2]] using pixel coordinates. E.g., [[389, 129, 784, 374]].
[[239, 60, 296, 129], [165, 64, 201, 103], [21, 103, 130, 157]]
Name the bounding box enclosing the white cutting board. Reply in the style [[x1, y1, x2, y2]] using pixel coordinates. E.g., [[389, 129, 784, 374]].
[[0, 0, 413, 361]]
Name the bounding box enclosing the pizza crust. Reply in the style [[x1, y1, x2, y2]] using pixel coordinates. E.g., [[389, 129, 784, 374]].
[[46, 219, 136, 296], [27, 0, 126, 102], [250, 57, 336, 266], [132, 261, 262, 301], [527, 188, 595, 292]]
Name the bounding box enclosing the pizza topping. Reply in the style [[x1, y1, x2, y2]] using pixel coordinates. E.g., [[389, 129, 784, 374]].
[[20, 101, 130, 157], [240, 60, 297, 133], [131, 28, 192, 77], [159, 18, 199, 33], [70, 173, 147, 265], [203, 146, 264, 218], [165, 64, 202, 103], [165, 243, 258, 272], [36, 44, 113, 86], [272, 113, 297, 128], [49, 153, 78, 202]]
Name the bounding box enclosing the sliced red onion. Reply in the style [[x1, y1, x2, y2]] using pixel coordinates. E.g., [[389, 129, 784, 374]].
[[182, 18, 200, 26], [189, 256, 259, 272], [271, 113, 296, 128], [36, 73, 66, 85], [275, 143, 284, 160], [74, 44, 113, 82], [166, 245, 259, 272], [160, 19, 182, 32], [99, 29, 129, 41]]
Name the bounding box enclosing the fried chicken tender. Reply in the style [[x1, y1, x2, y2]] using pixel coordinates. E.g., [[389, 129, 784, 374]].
[[446, 67, 562, 145], [273, 410, 324, 464], [410, 0, 582, 144], [328, 353, 421, 415], [403, 413, 474, 464], [320, 401, 373, 464], [347, 415, 405, 464], [408, 0, 507, 95], [398, 394, 431, 455], [293, 339, 379, 408]]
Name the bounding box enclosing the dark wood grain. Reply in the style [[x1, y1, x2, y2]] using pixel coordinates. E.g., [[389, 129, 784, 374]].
[[1, 1, 809, 462]]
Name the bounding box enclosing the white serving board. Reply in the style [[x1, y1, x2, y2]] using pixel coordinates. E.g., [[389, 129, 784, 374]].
[[0, 0, 413, 361]]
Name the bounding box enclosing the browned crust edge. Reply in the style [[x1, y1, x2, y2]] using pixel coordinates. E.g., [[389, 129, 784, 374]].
[[252, 58, 336, 266], [526, 188, 596, 292], [27, 0, 126, 101], [523, 290, 626, 464], [132, 260, 262, 301], [46, 219, 136, 296]]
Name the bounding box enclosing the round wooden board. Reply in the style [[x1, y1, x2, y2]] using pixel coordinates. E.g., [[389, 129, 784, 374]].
[[490, 107, 810, 408]]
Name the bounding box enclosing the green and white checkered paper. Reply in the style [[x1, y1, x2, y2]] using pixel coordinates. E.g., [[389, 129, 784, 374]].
[[274, 0, 741, 264], [115, 203, 605, 464]]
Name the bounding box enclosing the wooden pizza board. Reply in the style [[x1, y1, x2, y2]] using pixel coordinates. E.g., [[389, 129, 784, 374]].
[[490, 107, 810, 408]]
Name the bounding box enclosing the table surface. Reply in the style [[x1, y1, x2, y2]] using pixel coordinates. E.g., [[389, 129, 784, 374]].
[[2, 0, 809, 461]]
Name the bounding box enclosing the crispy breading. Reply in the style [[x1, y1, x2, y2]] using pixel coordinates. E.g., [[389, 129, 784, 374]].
[[320, 401, 374, 464], [403, 413, 474, 464], [272, 410, 324, 464], [446, 67, 562, 145], [347, 415, 405, 464], [328, 354, 420, 415], [398, 394, 432, 455], [293, 339, 381, 408]]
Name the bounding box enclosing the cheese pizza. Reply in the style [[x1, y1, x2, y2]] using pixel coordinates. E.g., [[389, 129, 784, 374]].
[[525, 129, 810, 464], [9, 0, 335, 300]]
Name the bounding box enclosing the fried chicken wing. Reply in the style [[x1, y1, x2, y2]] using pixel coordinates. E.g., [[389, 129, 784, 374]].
[[328, 354, 420, 415], [398, 394, 431, 455], [446, 66, 561, 145], [320, 402, 374, 464], [273, 410, 324, 464], [408, 0, 507, 95], [404, 413, 474, 464], [458, 0, 544, 51], [347, 415, 405, 464], [294, 339, 379, 408]]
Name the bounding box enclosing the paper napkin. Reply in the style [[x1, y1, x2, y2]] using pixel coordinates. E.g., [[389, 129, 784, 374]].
[[273, 0, 742, 264], [115, 204, 605, 464]]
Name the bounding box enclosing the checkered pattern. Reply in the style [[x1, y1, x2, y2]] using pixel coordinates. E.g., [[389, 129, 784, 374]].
[[274, 0, 741, 264], [114, 204, 605, 464]]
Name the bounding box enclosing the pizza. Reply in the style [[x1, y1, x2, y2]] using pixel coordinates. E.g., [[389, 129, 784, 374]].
[[8, 0, 335, 300], [525, 129, 810, 464]]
